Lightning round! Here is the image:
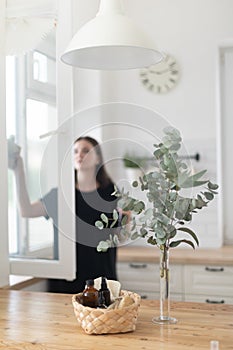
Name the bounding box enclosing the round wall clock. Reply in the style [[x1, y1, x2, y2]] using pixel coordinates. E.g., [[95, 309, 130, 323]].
[[139, 54, 180, 94]]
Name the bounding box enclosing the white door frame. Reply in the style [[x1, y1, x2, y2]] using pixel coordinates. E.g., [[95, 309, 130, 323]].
[[0, 0, 10, 287], [216, 40, 233, 245]]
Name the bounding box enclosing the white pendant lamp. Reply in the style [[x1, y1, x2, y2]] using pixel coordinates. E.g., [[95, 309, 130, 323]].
[[61, 0, 163, 70]]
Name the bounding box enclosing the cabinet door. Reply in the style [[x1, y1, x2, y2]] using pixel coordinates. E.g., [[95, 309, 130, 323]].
[[184, 265, 233, 297], [185, 294, 233, 305], [117, 262, 183, 294]]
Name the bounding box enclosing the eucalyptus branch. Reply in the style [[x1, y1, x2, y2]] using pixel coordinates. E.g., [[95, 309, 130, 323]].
[[95, 127, 219, 252]]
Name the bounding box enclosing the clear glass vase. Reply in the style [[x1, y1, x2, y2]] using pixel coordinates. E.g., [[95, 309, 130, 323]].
[[152, 246, 177, 324]]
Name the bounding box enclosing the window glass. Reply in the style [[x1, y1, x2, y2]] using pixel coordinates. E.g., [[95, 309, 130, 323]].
[[33, 51, 48, 83], [6, 29, 58, 260]]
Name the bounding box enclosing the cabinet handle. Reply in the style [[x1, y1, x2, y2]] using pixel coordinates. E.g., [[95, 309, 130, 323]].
[[129, 263, 147, 269], [205, 267, 224, 272], [206, 299, 225, 304], [141, 295, 148, 299]]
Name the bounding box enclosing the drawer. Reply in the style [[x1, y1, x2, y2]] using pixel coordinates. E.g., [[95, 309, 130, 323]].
[[121, 290, 183, 301], [184, 265, 233, 297], [117, 262, 183, 293], [185, 294, 233, 305]]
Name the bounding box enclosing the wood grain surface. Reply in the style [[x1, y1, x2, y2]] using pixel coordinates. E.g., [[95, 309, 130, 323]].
[[0, 290, 232, 349], [117, 245, 233, 265]]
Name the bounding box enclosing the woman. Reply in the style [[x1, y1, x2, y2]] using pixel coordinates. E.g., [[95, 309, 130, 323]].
[[10, 136, 118, 293]]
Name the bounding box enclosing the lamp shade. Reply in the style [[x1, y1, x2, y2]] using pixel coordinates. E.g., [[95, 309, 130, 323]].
[[61, 0, 163, 70]]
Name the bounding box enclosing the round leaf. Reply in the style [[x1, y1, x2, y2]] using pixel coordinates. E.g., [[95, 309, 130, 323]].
[[95, 221, 104, 230]]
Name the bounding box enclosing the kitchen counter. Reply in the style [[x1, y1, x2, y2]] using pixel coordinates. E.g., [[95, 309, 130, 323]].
[[117, 245, 233, 265], [0, 290, 232, 350]]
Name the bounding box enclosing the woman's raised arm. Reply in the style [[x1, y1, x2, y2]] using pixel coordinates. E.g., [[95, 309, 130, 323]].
[[12, 156, 47, 218]]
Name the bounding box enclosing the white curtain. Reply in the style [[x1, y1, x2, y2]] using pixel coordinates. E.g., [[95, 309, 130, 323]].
[[5, 0, 57, 55]]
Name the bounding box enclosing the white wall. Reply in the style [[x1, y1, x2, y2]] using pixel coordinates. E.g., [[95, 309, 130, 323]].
[[70, 0, 233, 247], [100, 0, 233, 139]]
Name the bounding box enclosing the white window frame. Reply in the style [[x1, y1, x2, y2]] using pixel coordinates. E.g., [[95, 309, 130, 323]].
[[1, 0, 77, 281], [26, 48, 56, 103], [217, 40, 233, 246]]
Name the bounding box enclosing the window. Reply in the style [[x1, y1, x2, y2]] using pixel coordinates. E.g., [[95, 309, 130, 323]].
[[6, 30, 58, 261], [4, 3, 76, 280]]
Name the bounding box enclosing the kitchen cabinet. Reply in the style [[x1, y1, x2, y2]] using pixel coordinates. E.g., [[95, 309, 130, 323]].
[[117, 246, 233, 304], [184, 265, 233, 304], [117, 262, 183, 301]]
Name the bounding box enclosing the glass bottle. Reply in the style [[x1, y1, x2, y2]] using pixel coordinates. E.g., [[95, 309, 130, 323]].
[[98, 291, 107, 309], [82, 279, 98, 308], [98, 276, 111, 307]]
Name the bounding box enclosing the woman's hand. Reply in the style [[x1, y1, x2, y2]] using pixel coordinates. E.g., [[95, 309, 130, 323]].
[[7, 136, 21, 170], [117, 208, 131, 224]]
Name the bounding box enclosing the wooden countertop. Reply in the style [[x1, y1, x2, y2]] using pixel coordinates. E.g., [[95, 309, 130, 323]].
[[0, 290, 232, 350], [117, 245, 233, 265]]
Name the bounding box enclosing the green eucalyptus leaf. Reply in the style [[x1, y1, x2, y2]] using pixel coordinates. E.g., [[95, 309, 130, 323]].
[[180, 162, 187, 169], [169, 239, 195, 249], [113, 209, 118, 221], [140, 227, 148, 237], [203, 192, 214, 200], [193, 180, 209, 187], [177, 227, 199, 246], [156, 237, 167, 245], [160, 145, 168, 154], [131, 217, 136, 231], [118, 197, 135, 211], [192, 169, 207, 181], [110, 220, 117, 228], [184, 212, 192, 221], [180, 178, 208, 189], [131, 231, 140, 240], [208, 182, 219, 190], [175, 211, 184, 220], [154, 227, 166, 238], [121, 214, 129, 226], [95, 221, 104, 230], [133, 201, 145, 214], [97, 241, 110, 252], [100, 213, 109, 225], [144, 208, 153, 219], [153, 149, 162, 158], [170, 143, 181, 152], [167, 224, 177, 238], [113, 234, 119, 245], [147, 236, 157, 245], [169, 192, 177, 201], [163, 126, 181, 139]]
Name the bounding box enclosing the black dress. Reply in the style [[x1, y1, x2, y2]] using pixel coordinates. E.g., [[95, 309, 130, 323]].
[[46, 183, 118, 293]]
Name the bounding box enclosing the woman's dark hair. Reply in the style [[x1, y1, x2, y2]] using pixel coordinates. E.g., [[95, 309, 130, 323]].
[[74, 136, 112, 188]]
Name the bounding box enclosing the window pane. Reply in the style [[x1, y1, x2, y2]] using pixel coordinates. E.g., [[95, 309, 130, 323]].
[[6, 32, 58, 260], [33, 51, 48, 83], [26, 99, 58, 259]]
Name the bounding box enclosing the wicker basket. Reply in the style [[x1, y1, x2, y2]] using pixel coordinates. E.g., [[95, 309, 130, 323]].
[[72, 290, 141, 335]]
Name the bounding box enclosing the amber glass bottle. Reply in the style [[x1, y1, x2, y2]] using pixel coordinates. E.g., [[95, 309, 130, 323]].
[[82, 279, 98, 308], [98, 277, 111, 307]]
